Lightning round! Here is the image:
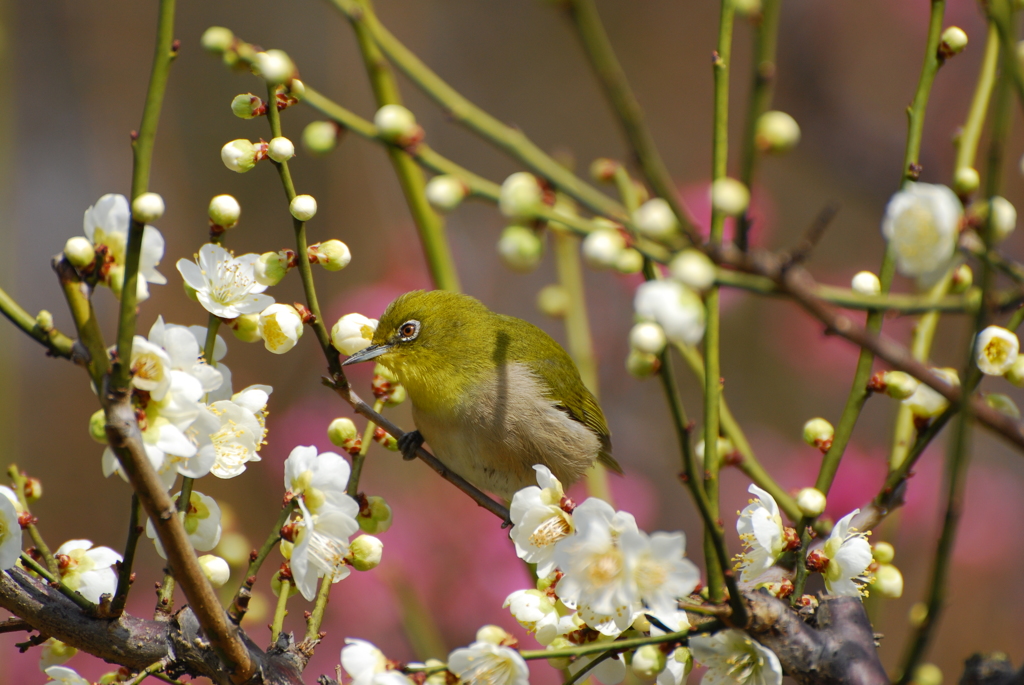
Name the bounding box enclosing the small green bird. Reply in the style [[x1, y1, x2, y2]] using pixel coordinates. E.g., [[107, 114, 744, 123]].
[[342, 290, 621, 499]]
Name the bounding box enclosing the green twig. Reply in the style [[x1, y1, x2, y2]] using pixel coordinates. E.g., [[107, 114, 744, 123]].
[[228, 502, 295, 624], [564, 0, 699, 241], [901, 0, 946, 183], [203, 316, 220, 367], [7, 466, 56, 576], [954, 22, 1000, 175], [347, 400, 384, 498], [155, 477, 195, 614], [270, 579, 290, 643], [304, 567, 333, 641], [735, 0, 782, 250], [19, 553, 96, 614], [0, 287, 75, 359], [108, 495, 142, 617], [127, 659, 171, 685], [53, 257, 109, 389]]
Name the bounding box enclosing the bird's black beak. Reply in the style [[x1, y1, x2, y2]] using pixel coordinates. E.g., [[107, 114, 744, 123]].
[[342, 343, 392, 366]]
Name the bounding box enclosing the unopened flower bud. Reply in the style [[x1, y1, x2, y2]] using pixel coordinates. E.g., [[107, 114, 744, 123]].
[[903, 368, 959, 418], [268, 136, 295, 163], [302, 121, 339, 156], [201, 26, 234, 53], [954, 167, 980, 195], [669, 648, 693, 681], [872, 541, 895, 564], [796, 487, 827, 517], [287, 78, 305, 100], [880, 371, 919, 399], [985, 393, 1021, 420], [711, 177, 750, 217], [972, 196, 1018, 243], [131, 192, 165, 224], [633, 198, 679, 239], [231, 93, 265, 119], [309, 240, 351, 271], [374, 104, 419, 143], [64, 237, 95, 270], [289, 194, 317, 221], [258, 303, 304, 354], [498, 225, 543, 272], [89, 409, 108, 444], [475, 625, 512, 646], [670, 250, 716, 291], [626, 349, 660, 379], [499, 172, 543, 219], [228, 313, 261, 343], [35, 310, 53, 331], [976, 325, 1019, 375], [909, 602, 928, 627], [384, 384, 407, 407], [255, 49, 295, 85], [21, 477, 41, 504], [755, 111, 801, 154], [221, 139, 259, 173], [347, 535, 383, 571], [1006, 355, 1024, 386], [332, 313, 378, 356], [734, 0, 762, 16], [631, 644, 667, 679], [425, 175, 469, 212], [629, 322, 667, 355], [537, 284, 570, 318], [198, 554, 231, 587], [851, 271, 881, 295], [589, 158, 620, 182], [939, 26, 968, 58], [872, 563, 903, 599], [255, 252, 289, 287], [950, 264, 973, 293], [328, 417, 359, 448], [802, 417, 834, 449], [582, 229, 626, 269], [271, 569, 299, 597], [913, 664, 943, 685], [208, 194, 241, 229], [373, 426, 399, 451], [358, 495, 393, 534]]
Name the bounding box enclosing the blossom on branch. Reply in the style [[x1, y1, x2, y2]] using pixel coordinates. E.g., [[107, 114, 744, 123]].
[[735, 484, 787, 583], [82, 193, 167, 301], [508, 465, 574, 577], [0, 493, 21, 570], [813, 509, 873, 597], [54, 539, 121, 603], [291, 498, 360, 601], [448, 640, 530, 685], [690, 629, 782, 685], [176, 243, 274, 318], [145, 490, 222, 558], [284, 445, 359, 516], [881, 182, 961, 284]]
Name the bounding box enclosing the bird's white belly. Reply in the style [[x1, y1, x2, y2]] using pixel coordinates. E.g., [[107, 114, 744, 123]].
[[410, 363, 600, 500]]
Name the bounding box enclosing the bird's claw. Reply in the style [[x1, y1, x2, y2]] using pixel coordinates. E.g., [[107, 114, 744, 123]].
[[397, 430, 424, 461]]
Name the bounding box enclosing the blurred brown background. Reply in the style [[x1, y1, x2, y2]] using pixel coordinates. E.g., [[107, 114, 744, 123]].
[[2, 0, 1024, 682]]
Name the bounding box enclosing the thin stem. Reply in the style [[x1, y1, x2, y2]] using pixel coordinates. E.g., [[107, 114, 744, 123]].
[[702, 0, 736, 606], [127, 660, 171, 685], [326, 0, 644, 234], [901, 0, 946, 183], [156, 477, 195, 613], [565, 0, 699, 240], [112, 0, 177, 391], [736, 0, 782, 250], [203, 315, 220, 367], [109, 495, 142, 617], [7, 465, 56, 575], [0, 286, 75, 359], [305, 568, 333, 640], [564, 650, 616, 685], [270, 580, 290, 643], [954, 22, 1000, 174], [347, 400, 384, 498], [19, 553, 96, 613], [228, 502, 295, 624], [53, 257, 109, 389]]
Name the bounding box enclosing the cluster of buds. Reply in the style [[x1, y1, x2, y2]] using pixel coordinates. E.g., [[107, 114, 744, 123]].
[[328, 417, 362, 456], [371, 364, 407, 407], [867, 541, 903, 599], [307, 240, 352, 272]]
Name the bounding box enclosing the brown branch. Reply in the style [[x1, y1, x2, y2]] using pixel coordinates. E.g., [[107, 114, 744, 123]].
[[961, 654, 1024, 685], [745, 592, 887, 685]]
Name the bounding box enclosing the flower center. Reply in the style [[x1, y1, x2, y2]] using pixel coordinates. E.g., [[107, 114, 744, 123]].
[[586, 548, 624, 587], [307, 529, 348, 579], [529, 514, 571, 548], [210, 259, 256, 304], [634, 557, 667, 593], [985, 338, 1013, 367]]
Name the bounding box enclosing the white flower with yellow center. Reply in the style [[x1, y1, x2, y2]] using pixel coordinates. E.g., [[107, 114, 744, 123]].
[[447, 640, 530, 685], [976, 326, 1019, 376], [552, 498, 640, 636], [189, 399, 264, 479], [881, 182, 961, 283], [622, 529, 699, 614], [818, 510, 873, 597], [509, 465, 573, 577], [735, 484, 787, 583], [83, 193, 166, 301], [148, 317, 224, 394], [284, 445, 358, 516], [0, 493, 22, 570], [54, 539, 122, 603], [340, 639, 414, 685], [291, 498, 360, 601], [259, 303, 304, 354], [690, 630, 782, 685], [503, 588, 582, 646], [176, 243, 274, 318], [145, 490, 222, 558]]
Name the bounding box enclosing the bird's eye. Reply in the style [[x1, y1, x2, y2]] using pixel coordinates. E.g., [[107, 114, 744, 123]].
[[399, 320, 420, 341]]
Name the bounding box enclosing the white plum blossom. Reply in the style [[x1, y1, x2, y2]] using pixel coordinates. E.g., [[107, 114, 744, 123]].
[[552, 498, 641, 635], [55, 539, 122, 603], [145, 490, 222, 559], [0, 493, 22, 570], [735, 484, 787, 582], [509, 465, 573, 577], [818, 510, 873, 597], [44, 666, 91, 685], [881, 182, 961, 283], [341, 639, 389, 685], [198, 554, 231, 587], [83, 193, 166, 301], [291, 498, 360, 601], [622, 529, 700, 614], [976, 326, 1019, 376], [38, 639, 77, 671], [504, 588, 581, 646], [259, 303, 304, 354], [448, 641, 530, 685], [690, 629, 782, 685], [191, 394, 268, 479], [648, 610, 693, 685], [634, 279, 706, 346], [176, 243, 275, 318], [148, 318, 224, 394], [284, 445, 358, 516]]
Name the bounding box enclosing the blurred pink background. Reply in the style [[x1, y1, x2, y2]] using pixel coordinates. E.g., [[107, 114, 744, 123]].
[[2, 0, 1024, 682]]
